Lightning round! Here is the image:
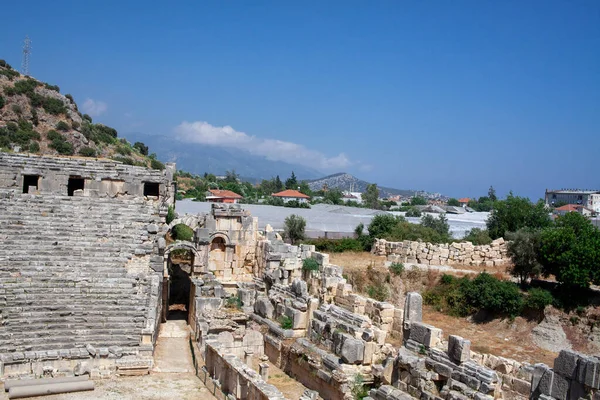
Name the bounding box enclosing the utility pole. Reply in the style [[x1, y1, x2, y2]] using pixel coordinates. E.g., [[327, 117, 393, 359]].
[[21, 36, 32, 76]]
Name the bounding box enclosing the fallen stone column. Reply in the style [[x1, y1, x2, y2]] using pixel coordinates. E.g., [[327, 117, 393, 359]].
[[4, 375, 89, 392], [8, 381, 95, 399]]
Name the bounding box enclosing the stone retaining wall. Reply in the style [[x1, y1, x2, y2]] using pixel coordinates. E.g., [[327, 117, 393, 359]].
[[372, 238, 510, 267]]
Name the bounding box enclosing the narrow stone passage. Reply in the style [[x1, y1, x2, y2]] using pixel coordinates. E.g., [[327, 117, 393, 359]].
[[153, 320, 194, 374]]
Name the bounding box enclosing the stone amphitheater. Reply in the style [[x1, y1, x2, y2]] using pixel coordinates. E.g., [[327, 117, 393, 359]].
[[0, 152, 598, 400]]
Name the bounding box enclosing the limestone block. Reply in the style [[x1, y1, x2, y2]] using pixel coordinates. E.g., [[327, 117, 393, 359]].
[[340, 337, 365, 364], [448, 335, 471, 364], [363, 341, 377, 365], [285, 306, 307, 330], [254, 297, 274, 319], [404, 292, 422, 324], [408, 322, 442, 348], [554, 350, 580, 379]]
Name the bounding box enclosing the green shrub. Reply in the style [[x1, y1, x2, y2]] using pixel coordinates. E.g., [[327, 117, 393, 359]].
[[171, 224, 194, 241], [133, 141, 149, 155], [279, 315, 293, 329], [524, 288, 554, 311], [0, 68, 20, 80], [0, 95, 4, 109], [117, 144, 132, 155], [78, 146, 97, 157], [461, 273, 523, 317], [83, 114, 92, 123], [11, 104, 22, 114], [65, 94, 74, 103], [42, 97, 67, 115], [0, 60, 12, 68], [46, 130, 61, 141], [389, 262, 404, 276], [150, 158, 165, 170], [305, 237, 365, 253], [44, 83, 60, 92], [31, 108, 38, 126], [405, 207, 422, 217], [71, 120, 80, 129], [367, 284, 390, 302], [225, 295, 242, 310], [463, 228, 492, 245], [6, 122, 17, 133], [112, 156, 135, 165], [166, 205, 176, 224], [50, 137, 74, 155], [18, 119, 33, 131], [56, 121, 70, 131], [28, 141, 40, 153], [302, 258, 320, 271]]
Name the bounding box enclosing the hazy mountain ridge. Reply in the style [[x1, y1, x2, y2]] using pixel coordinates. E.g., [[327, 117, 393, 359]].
[[307, 172, 415, 197], [123, 132, 323, 180]]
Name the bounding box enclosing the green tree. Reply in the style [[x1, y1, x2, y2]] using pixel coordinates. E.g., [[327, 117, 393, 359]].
[[298, 181, 312, 196], [275, 175, 284, 192], [410, 196, 427, 206], [506, 228, 543, 284], [447, 198, 461, 207], [367, 214, 402, 239], [323, 188, 343, 205], [285, 171, 298, 190], [488, 186, 497, 202], [463, 228, 492, 245], [537, 212, 600, 288], [486, 194, 551, 239], [133, 141, 149, 155], [284, 214, 306, 245], [363, 183, 380, 209], [421, 214, 450, 239]]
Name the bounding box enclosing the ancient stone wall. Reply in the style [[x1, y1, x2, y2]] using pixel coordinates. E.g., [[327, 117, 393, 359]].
[[372, 238, 509, 267], [0, 152, 176, 203]]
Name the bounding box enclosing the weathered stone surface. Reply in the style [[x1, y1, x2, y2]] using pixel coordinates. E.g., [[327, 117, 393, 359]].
[[340, 337, 365, 364], [404, 292, 422, 324], [254, 296, 274, 319], [448, 335, 470, 364], [554, 350, 580, 379]]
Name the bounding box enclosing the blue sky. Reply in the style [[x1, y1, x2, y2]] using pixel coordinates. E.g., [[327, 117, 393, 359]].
[[1, 1, 598, 200]]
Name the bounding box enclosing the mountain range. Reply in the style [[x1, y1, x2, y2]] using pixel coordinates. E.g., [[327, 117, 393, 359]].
[[123, 132, 323, 181], [307, 173, 415, 198]]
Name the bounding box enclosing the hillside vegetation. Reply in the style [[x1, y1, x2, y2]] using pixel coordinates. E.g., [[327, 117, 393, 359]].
[[0, 60, 163, 169]]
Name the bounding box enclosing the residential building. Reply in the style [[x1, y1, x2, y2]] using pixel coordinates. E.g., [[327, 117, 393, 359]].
[[272, 189, 310, 204], [458, 198, 470, 208], [554, 204, 594, 217], [545, 189, 600, 213], [206, 189, 242, 204]]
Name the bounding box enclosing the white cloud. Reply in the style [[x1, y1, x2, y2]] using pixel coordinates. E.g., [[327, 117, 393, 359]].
[[81, 98, 107, 117], [174, 121, 351, 171]]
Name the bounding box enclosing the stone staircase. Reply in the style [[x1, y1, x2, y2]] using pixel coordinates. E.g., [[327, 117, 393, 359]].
[[0, 192, 162, 356]]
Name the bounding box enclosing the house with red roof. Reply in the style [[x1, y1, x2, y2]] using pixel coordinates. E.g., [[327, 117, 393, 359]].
[[554, 204, 593, 217], [272, 189, 311, 204], [458, 198, 470, 208], [206, 189, 243, 204]]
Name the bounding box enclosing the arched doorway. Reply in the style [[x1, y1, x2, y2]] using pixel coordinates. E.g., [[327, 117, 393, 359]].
[[163, 240, 199, 323]]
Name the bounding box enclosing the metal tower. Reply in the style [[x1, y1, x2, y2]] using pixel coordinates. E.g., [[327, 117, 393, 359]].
[[21, 36, 31, 76]]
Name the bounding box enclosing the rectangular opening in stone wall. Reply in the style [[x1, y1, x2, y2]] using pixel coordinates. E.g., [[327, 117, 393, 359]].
[[22, 175, 39, 193], [67, 176, 85, 196], [144, 182, 160, 197]]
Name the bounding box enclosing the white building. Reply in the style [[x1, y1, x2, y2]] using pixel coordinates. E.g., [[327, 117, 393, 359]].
[[272, 189, 310, 204], [545, 189, 600, 212]]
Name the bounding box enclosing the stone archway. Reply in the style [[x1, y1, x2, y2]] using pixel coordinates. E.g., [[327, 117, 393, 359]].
[[163, 242, 200, 323], [207, 232, 236, 280]]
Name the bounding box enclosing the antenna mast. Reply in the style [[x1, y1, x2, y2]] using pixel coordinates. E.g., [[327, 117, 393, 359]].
[[21, 36, 31, 76]]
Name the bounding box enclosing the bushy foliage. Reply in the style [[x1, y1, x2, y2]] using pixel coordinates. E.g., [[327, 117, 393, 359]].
[[367, 284, 390, 302], [410, 196, 428, 206], [49, 130, 74, 155], [302, 258, 320, 271], [461, 273, 523, 317], [166, 205, 176, 224], [42, 97, 67, 115], [28, 141, 40, 153], [133, 141, 149, 155], [82, 123, 118, 145], [279, 315, 293, 329], [537, 212, 600, 288], [424, 272, 524, 318], [506, 228, 543, 284], [486, 194, 551, 239], [117, 144, 132, 155], [44, 83, 60, 92], [524, 288, 554, 311], [283, 199, 310, 209], [421, 214, 450, 239], [11, 104, 22, 114], [447, 198, 461, 207], [463, 228, 492, 245], [363, 183, 380, 209], [65, 94, 74, 103], [367, 214, 403, 239], [56, 121, 70, 131], [0, 95, 4, 109], [389, 262, 404, 276], [150, 158, 165, 170], [350, 374, 369, 400], [405, 207, 422, 217], [306, 237, 365, 253], [284, 214, 306, 245], [78, 146, 97, 157], [171, 224, 194, 241], [83, 114, 92, 123]]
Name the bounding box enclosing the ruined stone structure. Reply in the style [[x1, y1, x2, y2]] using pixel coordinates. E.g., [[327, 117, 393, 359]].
[[0, 153, 597, 400], [0, 153, 175, 377], [373, 238, 510, 267]]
